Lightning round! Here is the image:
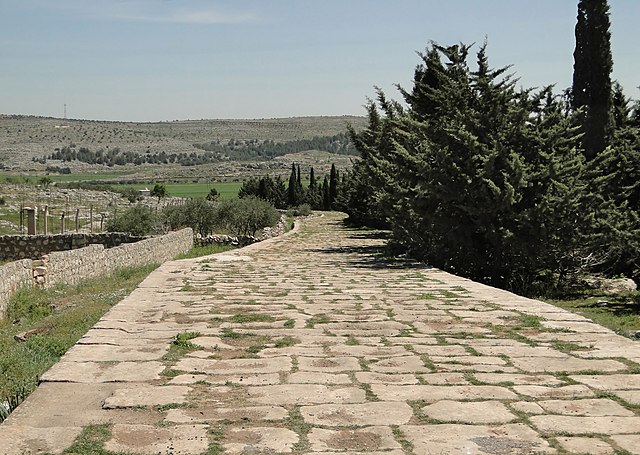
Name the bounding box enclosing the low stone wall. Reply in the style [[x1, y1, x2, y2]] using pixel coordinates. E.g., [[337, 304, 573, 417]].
[[0, 229, 193, 318], [0, 233, 147, 261], [197, 215, 288, 247], [0, 259, 33, 319]]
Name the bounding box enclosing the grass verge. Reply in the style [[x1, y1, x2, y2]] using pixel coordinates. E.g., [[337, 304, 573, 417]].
[[542, 291, 640, 338], [175, 244, 234, 260], [0, 263, 158, 423]]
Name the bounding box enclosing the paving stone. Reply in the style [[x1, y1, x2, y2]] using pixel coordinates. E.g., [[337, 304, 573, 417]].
[[400, 423, 554, 454], [328, 345, 409, 357], [537, 398, 635, 416], [165, 405, 289, 423], [556, 437, 615, 454], [168, 373, 280, 385], [246, 385, 366, 405], [174, 356, 291, 374], [614, 390, 640, 405], [308, 427, 401, 452], [0, 425, 82, 455], [301, 402, 413, 426], [41, 361, 165, 383], [370, 384, 517, 402], [104, 424, 209, 454], [513, 385, 595, 399], [102, 385, 190, 409], [421, 400, 517, 424], [510, 401, 545, 415], [288, 372, 352, 384], [224, 427, 299, 454], [510, 356, 627, 373], [610, 435, 640, 454], [297, 356, 361, 372], [354, 372, 419, 384], [367, 355, 429, 373], [62, 344, 168, 362], [530, 415, 640, 435], [411, 344, 469, 356], [569, 374, 640, 390], [473, 373, 563, 386]]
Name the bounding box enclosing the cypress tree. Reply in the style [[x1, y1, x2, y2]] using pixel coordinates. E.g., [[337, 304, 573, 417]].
[[329, 163, 338, 209], [309, 167, 316, 190], [571, 0, 613, 159], [322, 176, 330, 210], [287, 163, 298, 206]]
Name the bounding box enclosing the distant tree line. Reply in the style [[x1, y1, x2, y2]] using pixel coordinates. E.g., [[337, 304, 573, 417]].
[[43, 133, 355, 167]]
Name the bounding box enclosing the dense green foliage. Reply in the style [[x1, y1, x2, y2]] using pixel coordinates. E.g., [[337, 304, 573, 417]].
[[344, 41, 640, 295], [106, 204, 157, 236], [162, 197, 280, 237]]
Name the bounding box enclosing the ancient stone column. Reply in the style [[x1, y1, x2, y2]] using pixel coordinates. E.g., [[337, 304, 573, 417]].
[[25, 207, 36, 235], [43, 206, 49, 235], [60, 212, 65, 234]]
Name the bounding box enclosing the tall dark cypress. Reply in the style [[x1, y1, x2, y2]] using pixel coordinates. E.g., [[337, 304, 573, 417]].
[[329, 163, 338, 209], [571, 0, 613, 159], [309, 167, 316, 189], [287, 163, 298, 207]]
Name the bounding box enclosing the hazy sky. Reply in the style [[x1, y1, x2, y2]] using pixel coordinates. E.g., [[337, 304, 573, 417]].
[[1, 0, 638, 122]]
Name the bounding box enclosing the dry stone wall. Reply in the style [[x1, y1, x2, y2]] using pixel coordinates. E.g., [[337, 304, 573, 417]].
[[0, 259, 33, 319], [0, 228, 193, 318]]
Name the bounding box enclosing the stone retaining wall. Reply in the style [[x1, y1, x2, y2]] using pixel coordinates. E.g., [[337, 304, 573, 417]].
[[0, 233, 148, 261], [0, 228, 193, 318]]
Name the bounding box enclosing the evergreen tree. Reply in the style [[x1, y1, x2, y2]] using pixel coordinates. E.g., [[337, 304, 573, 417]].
[[287, 163, 298, 206], [571, 0, 613, 159], [328, 163, 338, 209], [322, 176, 330, 210]]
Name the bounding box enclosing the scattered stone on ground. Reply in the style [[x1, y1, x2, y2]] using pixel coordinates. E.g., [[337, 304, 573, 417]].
[[1, 212, 640, 454]]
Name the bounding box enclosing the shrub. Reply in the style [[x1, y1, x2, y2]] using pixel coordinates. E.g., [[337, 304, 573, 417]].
[[162, 199, 218, 237], [216, 197, 280, 237], [106, 204, 157, 236]]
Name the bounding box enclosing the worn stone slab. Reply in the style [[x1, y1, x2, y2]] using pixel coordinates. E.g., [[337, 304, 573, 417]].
[[297, 356, 361, 372], [473, 373, 563, 386], [102, 385, 190, 409], [104, 424, 209, 454], [400, 423, 554, 454], [510, 356, 627, 373], [530, 415, 640, 435], [610, 435, 640, 454], [308, 426, 401, 452], [537, 399, 635, 417], [41, 361, 165, 383], [353, 372, 419, 385], [165, 405, 288, 423], [368, 355, 429, 373], [174, 356, 291, 374], [511, 401, 545, 415], [513, 385, 595, 399], [62, 344, 168, 362], [288, 372, 352, 384], [246, 385, 367, 405], [370, 384, 517, 402], [0, 425, 82, 455], [421, 400, 517, 424], [556, 437, 615, 454], [614, 390, 640, 405], [301, 402, 413, 426], [569, 374, 640, 390], [224, 427, 299, 454]]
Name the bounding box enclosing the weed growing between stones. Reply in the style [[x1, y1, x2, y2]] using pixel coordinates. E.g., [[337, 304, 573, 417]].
[[275, 336, 299, 348], [287, 406, 311, 452], [63, 423, 112, 454]]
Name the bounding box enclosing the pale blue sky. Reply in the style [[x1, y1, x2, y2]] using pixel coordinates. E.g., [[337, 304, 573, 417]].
[[1, 0, 638, 122]]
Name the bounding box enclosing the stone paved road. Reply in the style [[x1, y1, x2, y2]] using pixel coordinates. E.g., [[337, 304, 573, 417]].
[[2, 213, 640, 454]]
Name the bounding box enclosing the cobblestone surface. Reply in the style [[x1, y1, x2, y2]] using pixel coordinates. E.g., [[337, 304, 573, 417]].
[[1, 212, 640, 454]]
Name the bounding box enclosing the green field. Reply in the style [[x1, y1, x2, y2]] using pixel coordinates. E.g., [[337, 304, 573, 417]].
[[116, 182, 243, 200]]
